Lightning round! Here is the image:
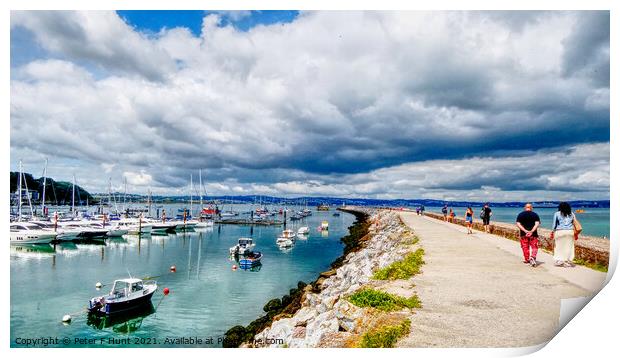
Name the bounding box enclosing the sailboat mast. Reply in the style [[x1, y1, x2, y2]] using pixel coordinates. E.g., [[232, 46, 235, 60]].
[[124, 177, 127, 212], [41, 158, 48, 215], [18, 160, 23, 219], [199, 169, 203, 208], [72, 174, 76, 215], [190, 174, 193, 218]]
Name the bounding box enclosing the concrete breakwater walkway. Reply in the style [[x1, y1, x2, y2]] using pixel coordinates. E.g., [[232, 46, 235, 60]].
[[252, 208, 607, 348], [397, 212, 606, 347]]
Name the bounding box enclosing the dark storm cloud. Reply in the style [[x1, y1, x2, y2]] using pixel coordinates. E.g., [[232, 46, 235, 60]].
[[9, 11, 609, 199]]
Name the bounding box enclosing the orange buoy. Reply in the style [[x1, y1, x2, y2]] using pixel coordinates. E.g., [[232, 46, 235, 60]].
[[232, 265, 238, 271], [163, 287, 170, 296], [170, 265, 176, 272]]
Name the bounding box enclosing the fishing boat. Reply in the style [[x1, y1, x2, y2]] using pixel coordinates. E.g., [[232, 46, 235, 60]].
[[318, 221, 329, 231], [229, 237, 255, 256], [10, 222, 58, 244], [88, 278, 157, 315], [239, 251, 263, 267]]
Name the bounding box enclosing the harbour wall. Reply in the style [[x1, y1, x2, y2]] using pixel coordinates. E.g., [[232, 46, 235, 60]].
[[422, 211, 609, 267]]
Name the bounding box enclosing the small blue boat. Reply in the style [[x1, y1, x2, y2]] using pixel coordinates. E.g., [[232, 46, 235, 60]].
[[239, 251, 263, 267]]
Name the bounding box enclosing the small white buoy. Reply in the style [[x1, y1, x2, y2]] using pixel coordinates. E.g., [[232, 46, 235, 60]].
[[62, 314, 72, 323], [95, 282, 102, 289]]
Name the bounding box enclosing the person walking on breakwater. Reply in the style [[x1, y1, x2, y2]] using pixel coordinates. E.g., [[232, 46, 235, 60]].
[[442, 204, 448, 221], [465, 207, 474, 234], [550, 202, 578, 267], [516, 203, 541, 267], [481, 203, 493, 233]]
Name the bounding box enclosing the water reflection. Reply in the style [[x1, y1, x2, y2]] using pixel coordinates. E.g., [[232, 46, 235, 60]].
[[10, 244, 55, 258], [86, 303, 155, 333]]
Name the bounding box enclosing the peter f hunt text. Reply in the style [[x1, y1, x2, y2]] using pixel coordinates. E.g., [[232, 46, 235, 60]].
[[14, 336, 226, 347]]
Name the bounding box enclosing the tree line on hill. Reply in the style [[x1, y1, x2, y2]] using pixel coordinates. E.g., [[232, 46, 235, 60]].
[[10, 172, 95, 205]]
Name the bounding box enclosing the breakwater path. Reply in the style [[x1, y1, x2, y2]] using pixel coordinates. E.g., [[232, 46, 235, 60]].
[[397, 211, 607, 348]]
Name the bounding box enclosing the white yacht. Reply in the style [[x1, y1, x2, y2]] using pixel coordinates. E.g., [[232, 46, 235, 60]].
[[29, 220, 81, 241], [87, 222, 129, 237], [10, 222, 58, 244], [297, 226, 310, 235]]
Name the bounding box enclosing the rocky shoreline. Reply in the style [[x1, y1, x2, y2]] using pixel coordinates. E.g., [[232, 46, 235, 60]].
[[222, 208, 371, 347], [246, 208, 422, 347]]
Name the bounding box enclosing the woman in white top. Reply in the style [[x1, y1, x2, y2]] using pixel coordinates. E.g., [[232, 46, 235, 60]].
[[550, 202, 576, 267]]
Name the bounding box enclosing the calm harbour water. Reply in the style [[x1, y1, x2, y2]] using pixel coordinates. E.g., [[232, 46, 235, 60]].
[[10, 205, 354, 347], [429, 206, 609, 238]]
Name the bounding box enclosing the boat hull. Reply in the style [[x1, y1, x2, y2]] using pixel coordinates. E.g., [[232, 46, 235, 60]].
[[90, 290, 156, 316], [10, 232, 56, 244]]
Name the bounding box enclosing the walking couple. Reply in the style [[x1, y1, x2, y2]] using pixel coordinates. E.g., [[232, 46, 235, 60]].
[[516, 202, 580, 268]]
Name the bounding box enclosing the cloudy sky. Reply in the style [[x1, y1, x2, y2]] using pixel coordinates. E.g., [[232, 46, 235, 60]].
[[10, 10, 609, 201]]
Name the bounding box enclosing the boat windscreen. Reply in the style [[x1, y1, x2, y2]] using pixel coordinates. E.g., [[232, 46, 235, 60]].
[[111, 281, 130, 297]]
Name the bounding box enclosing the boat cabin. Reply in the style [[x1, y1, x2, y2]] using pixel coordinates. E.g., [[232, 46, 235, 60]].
[[238, 238, 253, 246], [110, 278, 144, 299]]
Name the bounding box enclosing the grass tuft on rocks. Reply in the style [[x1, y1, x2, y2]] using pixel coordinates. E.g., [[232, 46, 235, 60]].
[[573, 258, 608, 272], [372, 248, 425, 280], [347, 288, 421, 311], [357, 319, 411, 348]]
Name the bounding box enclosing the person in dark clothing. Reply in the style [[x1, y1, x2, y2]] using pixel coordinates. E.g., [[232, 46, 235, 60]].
[[516, 203, 541, 267], [481, 203, 493, 233], [442, 205, 448, 221]]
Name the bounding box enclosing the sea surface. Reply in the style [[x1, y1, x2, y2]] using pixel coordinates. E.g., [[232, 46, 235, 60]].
[[428, 206, 609, 238], [10, 204, 354, 347]]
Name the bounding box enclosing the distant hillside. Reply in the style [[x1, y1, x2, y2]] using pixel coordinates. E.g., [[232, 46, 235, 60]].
[[107, 194, 609, 209], [10, 172, 95, 205]]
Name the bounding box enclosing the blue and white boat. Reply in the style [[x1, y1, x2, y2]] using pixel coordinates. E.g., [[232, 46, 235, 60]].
[[88, 278, 157, 315], [239, 251, 262, 267]]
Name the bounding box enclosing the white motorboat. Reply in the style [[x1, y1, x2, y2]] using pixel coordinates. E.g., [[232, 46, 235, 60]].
[[276, 237, 294, 248], [276, 229, 296, 247], [229, 237, 255, 256], [169, 220, 197, 231], [297, 226, 310, 235], [59, 221, 108, 239], [189, 219, 214, 228], [10, 222, 58, 244], [87, 223, 129, 237], [29, 220, 81, 241], [117, 218, 153, 235]]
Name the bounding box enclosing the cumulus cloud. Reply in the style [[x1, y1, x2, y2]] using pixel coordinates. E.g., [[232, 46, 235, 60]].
[[123, 170, 153, 186], [9, 10, 609, 200]]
